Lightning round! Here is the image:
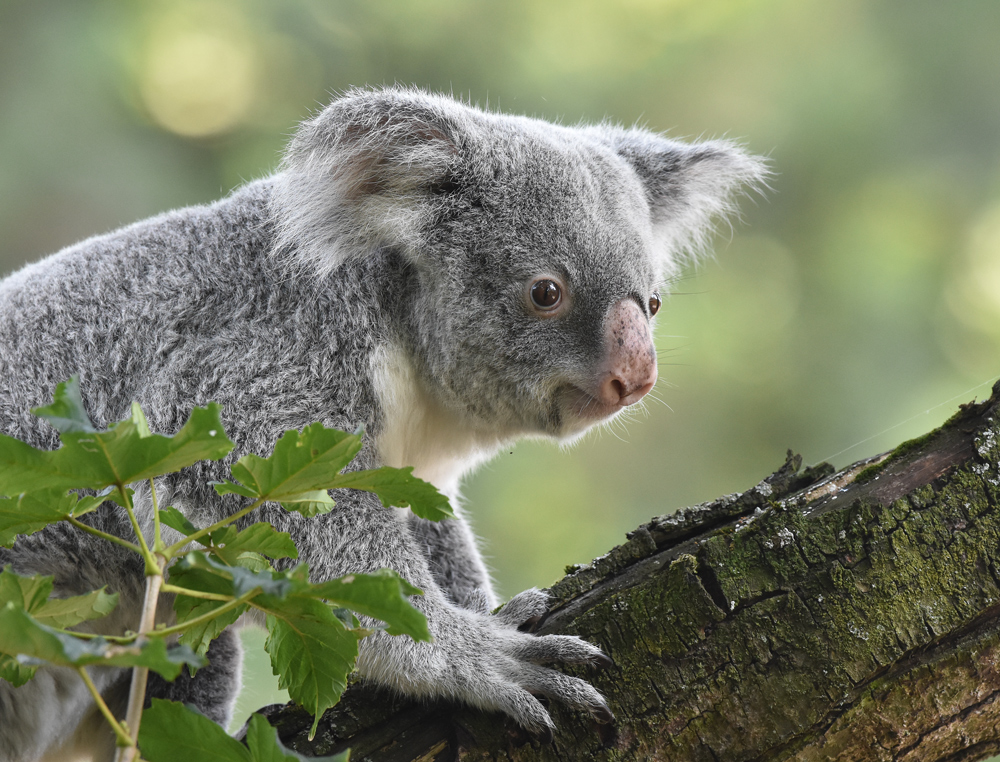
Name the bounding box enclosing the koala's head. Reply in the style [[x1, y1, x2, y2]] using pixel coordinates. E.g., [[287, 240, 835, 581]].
[[272, 87, 767, 441]]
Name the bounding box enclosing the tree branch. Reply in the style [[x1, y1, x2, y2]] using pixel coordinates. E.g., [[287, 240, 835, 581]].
[[257, 381, 1000, 761]]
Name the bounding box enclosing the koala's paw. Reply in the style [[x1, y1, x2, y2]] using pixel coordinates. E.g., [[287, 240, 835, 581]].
[[451, 589, 615, 739]]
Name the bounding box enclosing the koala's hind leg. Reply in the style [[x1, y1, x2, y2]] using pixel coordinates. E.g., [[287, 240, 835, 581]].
[[408, 509, 498, 611]]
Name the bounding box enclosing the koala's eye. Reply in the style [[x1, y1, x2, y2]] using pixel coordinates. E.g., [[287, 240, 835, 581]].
[[649, 292, 661, 316], [530, 279, 562, 310]]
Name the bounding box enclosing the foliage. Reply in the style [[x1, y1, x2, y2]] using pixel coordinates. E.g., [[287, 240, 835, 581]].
[[0, 377, 448, 760]]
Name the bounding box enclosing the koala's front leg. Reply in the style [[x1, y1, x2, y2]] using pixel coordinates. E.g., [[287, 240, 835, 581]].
[[407, 507, 497, 611], [296, 498, 613, 738]]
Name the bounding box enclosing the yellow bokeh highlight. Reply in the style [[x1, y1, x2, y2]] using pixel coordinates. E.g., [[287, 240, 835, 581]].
[[945, 201, 1000, 336], [137, 6, 258, 138]]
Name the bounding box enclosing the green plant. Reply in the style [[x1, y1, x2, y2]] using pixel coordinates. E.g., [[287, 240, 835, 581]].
[[0, 377, 452, 761]]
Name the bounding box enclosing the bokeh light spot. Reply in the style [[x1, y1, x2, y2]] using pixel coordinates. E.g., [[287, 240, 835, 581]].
[[139, 26, 256, 137]]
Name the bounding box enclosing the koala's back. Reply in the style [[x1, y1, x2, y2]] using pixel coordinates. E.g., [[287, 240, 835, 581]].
[[0, 179, 385, 453]]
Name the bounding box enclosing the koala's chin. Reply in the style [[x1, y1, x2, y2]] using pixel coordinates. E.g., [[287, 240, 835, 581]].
[[554, 382, 650, 442]]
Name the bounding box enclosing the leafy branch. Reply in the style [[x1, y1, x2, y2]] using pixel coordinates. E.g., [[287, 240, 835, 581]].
[[0, 377, 451, 761]]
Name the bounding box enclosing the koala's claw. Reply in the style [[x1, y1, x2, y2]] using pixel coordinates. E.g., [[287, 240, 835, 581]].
[[512, 632, 610, 667], [591, 651, 614, 670], [513, 662, 612, 724]]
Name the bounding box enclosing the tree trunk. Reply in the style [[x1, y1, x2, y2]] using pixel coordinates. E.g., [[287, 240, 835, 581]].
[[258, 382, 1000, 761]]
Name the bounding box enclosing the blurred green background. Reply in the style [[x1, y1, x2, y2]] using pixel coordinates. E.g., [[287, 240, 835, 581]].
[[4, 0, 1000, 735]]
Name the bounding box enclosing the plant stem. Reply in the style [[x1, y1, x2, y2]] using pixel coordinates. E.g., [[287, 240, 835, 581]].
[[117, 483, 160, 576], [163, 498, 264, 556], [77, 666, 133, 749], [54, 628, 134, 643], [115, 556, 164, 762], [67, 517, 142, 554], [160, 583, 232, 601], [150, 478, 163, 554], [148, 589, 259, 639]]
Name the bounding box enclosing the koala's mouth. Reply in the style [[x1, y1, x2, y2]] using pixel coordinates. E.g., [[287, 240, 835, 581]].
[[560, 384, 623, 424]]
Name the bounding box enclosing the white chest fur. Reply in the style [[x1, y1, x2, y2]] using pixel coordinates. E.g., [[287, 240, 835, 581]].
[[370, 344, 509, 497]]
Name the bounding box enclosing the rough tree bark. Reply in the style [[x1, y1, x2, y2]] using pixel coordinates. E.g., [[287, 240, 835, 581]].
[[256, 382, 1000, 761]]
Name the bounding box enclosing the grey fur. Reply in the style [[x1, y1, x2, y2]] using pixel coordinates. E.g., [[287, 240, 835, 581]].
[[0, 86, 766, 760]]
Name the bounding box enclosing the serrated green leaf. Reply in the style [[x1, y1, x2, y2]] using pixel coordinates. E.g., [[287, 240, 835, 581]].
[[0, 490, 105, 547], [173, 552, 293, 599], [0, 401, 233, 497], [230, 552, 272, 572], [130, 402, 152, 438], [0, 566, 52, 612], [169, 562, 247, 656], [0, 567, 118, 628], [331, 467, 452, 521], [311, 570, 428, 641], [31, 376, 96, 434], [0, 603, 203, 678], [176, 597, 247, 657], [160, 505, 199, 536], [262, 600, 363, 739], [139, 699, 251, 762], [33, 588, 118, 628], [278, 491, 335, 518], [212, 478, 258, 499], [245, 713, 349, 762], [0, 654, 36, 686], [139, 702, 350, 762], [206, 523, 298, 565], [225, 424, 362, 504]]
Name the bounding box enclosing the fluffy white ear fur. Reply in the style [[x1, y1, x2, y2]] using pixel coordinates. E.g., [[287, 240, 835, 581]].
[[270, 89, 457, 276], [598, 128, 770, 272]]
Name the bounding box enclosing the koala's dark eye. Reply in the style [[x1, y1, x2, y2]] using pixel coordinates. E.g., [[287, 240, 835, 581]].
[[649, 292, 661, 316], [530, 279, 562, 310]]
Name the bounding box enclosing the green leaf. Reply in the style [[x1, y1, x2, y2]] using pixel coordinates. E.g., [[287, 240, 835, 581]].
[[0, 566, 52, 612], [223, 424, 362, 504], [129, 402, 152, 438], [330, 466, 452, 521], [139, 702, 350, 762], [0, 653, 36, 686], [276, 490, 336, 518], [0, 567, 118, 628], [169, 562, 248, 656], [33, 588, 118, 628], [160, 505, 200, 536], [31, 376, 96, 434], [139, 699, 252, 762], [0, 603, 203, 678], [0, 401, 234, 496], [172, 552, 293, 599], [206, 523, 298, 565], [262, 599, 364, 739], [211, 479, 258, 499], [245, 713, 349, 762], [310, 570, 428, 641], [0, 489, 105, 547]]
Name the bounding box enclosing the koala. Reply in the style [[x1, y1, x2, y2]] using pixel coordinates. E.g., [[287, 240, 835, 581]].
[[0, 87, 765, 761]]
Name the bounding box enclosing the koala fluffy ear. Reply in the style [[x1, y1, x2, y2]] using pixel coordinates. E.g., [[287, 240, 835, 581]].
[[601, 128, 770, 270], [271, 87, 458, 275]]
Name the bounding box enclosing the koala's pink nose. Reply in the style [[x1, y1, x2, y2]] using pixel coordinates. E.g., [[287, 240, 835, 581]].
[[599, 299, 658, 407]]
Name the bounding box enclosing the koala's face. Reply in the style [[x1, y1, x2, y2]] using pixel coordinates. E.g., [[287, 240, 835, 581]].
[[408, 124, 664, 439], [273, 88, 766, 440]]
